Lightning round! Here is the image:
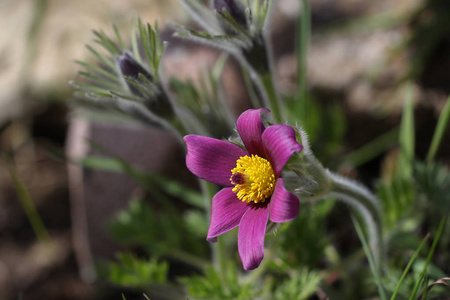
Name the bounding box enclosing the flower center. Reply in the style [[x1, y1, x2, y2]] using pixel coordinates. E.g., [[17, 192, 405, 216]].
[[230, 155, 276, 204]]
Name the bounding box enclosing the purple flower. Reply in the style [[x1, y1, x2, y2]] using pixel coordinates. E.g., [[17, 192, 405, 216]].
[[184, 108, 303, 270]]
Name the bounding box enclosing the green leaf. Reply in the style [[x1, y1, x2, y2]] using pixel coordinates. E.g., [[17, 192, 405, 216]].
[[278, 201, 333, 268], [183, 210, 209, 238], [80, 154, 205, 209], [377, 176, 414, 230], [398, 85, 415, 177], [390, 234, 430, 300], [106, 252, 169, 287], [352, 216, 387, 300], [74, 60, 120, 82], [180, 264, 260, 300], [344, 127, 399, 167], [2, 153, 51, 245], [296, 0, 311, 124], [113, 23, 125, 50], [85, 44, 116, 70], [93, 29, 121, 56], [427, 96, 450, 162], [273, 268, 322, 300], [414, 161, 450, 218], [409, 217, 447, 300]]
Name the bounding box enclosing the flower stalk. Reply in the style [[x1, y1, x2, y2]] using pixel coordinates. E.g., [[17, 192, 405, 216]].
[[286, 128, 384, 268]]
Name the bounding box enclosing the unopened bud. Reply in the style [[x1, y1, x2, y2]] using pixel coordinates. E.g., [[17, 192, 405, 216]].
[[116, 52, 153, 82], [116, 52, 174, 119], [214, 0, 248, 33]]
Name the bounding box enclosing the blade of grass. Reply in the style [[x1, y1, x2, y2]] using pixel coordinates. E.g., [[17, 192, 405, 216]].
[[398, 85, 415, 177], [408, 217, 447, 300], [390, 233, 430, 300], [2, 153, 51, 245], [426, 96, 450, 162], [296, 0, 311, 126], [418, 277, 450, 300], [352, 216, 387, 300], [419, 275, 429, 300], [344, 126, 399, 167]]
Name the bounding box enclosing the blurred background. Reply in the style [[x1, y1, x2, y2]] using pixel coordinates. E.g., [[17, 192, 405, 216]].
[[1, 0, 450, 299]]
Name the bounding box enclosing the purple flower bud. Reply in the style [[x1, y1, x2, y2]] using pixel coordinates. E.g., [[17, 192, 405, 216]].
[[116, 52, 174, 118], [214, 0, 248, 32], [116, 52, 153, 82]]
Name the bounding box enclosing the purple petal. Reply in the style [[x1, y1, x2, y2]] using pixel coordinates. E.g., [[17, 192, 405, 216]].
[[238, 205, 269, 270], [269, 178, 299, 223], [236, 108, 270, 157], [262, 125, 303, 177], [207, 187, 249, 242], [184, 135, 247, 186]]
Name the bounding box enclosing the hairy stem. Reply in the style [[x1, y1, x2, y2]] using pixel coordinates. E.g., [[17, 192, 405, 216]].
[[328, 172, 383, 268]]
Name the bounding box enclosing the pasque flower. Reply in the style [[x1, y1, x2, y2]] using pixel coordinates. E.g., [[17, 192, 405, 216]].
[[184, 108, 302, 270]]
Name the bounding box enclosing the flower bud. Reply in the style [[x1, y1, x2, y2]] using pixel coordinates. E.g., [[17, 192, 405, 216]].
[[116, 52, 174, 119], [116, 52, 153, 83], [214, 0, 248, 33]]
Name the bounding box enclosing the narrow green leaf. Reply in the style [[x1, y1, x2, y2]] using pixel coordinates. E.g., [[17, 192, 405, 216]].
[[215, 9, 251, 39], [85, 44, 116, 70], [80, 156, 205, 209], [131, 20, 141, 63], [93, 29, 121, 56], [241, 67, 262, 108], [398, 85, 415, 177], [427, 96, 450, 162], [2, 153, 51, 245], [295, 0, 311, 127], [77, 71, 122, 90], [352, 216, 387, 300], [124, 77, 153, 99], [345, 125, 399, 168], [74, 60, 120, 82], [113, 23, 125, 50], [390, 233, 430, 300], [148, 23, 156, 65], [109, 90, 142, 102], [409, 217, 447, 300], [83, 91, 114, 99], [139, 20, 152, 76], [70, 80, 110, 94]]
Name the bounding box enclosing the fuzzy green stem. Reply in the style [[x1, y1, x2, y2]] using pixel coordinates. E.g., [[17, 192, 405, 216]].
[[329, 172, 383, 268], [259, 73, 282, 123], [352, 216, 387, 300], [241, 33, 282, 122], [296, 130, 383, 267]]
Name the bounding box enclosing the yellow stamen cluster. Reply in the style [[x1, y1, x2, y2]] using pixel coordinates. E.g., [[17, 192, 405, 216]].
[[230, 155, 276, 204]]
